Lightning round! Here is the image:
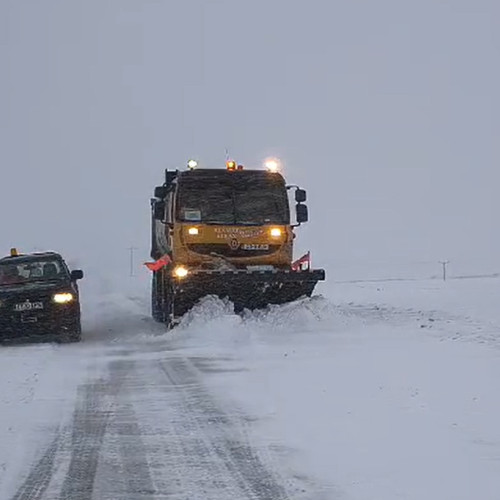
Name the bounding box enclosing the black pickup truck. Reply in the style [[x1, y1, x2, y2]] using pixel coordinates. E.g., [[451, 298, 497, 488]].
[[0, 251, 84, 343]]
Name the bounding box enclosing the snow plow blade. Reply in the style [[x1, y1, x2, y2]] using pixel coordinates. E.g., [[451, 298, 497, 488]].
[[173, 269, 326, 316]]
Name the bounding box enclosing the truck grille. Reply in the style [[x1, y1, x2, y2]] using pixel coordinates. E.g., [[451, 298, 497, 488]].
[[187, 243, 279, 258]]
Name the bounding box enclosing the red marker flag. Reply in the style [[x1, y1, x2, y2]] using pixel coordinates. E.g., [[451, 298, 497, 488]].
[[144, 254, 172, 272], [291, 251, 311, 271]]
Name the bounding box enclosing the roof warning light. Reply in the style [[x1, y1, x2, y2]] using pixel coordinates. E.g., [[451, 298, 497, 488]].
[[264, 157, 281, 173]]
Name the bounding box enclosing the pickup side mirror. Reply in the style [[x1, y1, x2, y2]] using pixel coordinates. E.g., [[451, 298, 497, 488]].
[[295, 188, 307, 203], [153, 201, 165, 220], [71, 270, 84, 281], [296, 203, 308, 224], [154, 186, 167, 199]]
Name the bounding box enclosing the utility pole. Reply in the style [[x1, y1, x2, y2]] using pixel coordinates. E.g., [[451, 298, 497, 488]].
[[128, 246, 138, 277], [439, 260, 450, 281]]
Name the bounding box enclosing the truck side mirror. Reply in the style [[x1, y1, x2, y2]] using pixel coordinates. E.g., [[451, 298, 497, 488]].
[[295, 189, 307, 203], [296, 203, 308, 224], [165, 171, 177, 187], [71, 270, 84, 281], [154, 186, 167, 199], [153, 201, 165, 220]]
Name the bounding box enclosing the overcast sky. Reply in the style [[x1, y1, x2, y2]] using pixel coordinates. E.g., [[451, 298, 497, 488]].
[[1, 0, 499, 280]]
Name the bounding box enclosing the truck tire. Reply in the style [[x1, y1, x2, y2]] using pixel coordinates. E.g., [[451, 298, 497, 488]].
[[151, 272, 163, 322], [160, 272, 174, 329], [153, 269, 175, 329], [161, 281, 175, 329]]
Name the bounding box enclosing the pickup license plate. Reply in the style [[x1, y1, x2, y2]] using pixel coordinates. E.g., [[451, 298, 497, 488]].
[[15, 301, 44, 312]]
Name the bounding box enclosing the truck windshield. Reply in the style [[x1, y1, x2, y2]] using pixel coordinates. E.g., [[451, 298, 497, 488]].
[[177, 174, 289, 225], [0, 259, 67, 286]]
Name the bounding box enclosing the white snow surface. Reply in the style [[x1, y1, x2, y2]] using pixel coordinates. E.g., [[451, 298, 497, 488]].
[[1, 275, 500, 499], [173, 280, 500, 500], [0, 342, 87, 496]]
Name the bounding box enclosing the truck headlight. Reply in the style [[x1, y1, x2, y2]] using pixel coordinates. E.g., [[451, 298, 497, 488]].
[[270, 227, 282, 237], [173, 266, 189, 279], [53, 293, 74, 304], [188, 227, 199, 235]]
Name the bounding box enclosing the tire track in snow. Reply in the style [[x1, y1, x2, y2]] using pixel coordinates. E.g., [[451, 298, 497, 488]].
[[8, 349, 309, 499], [9, 359, 159, 500], [92, 359, 157, 500], [58, 379, 112, 499], [159, 357, 290, 500], [10, 436, 60, 500], [59, 359, 157, 500], [110, 402, 157, 498]]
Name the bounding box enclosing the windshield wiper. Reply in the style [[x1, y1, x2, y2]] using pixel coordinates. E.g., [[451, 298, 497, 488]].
[[28, 278, 64, 284], [203, 220, 235, 225], [234, 221, 262, 226]]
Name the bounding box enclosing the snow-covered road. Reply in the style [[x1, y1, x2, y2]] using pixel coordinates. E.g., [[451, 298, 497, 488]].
[[0, 291, 316, 500], [7, 350, 298, 499], [1, 277, 500, 499]]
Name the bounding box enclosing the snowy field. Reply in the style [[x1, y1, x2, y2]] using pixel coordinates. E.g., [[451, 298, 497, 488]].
[[2, 0, 499, 497], [0, 275, 499, 499]]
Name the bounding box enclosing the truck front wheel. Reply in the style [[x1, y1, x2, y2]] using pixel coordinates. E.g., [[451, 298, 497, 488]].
[[154, 269, 175, 329], [151, 272, 163, 322]]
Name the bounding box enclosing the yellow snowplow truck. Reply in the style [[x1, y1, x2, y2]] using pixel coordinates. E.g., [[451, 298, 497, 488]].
[[149, 159, 325, 327]]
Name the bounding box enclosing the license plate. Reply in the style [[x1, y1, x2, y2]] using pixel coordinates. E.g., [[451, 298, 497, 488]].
[[241, 244, 269, 251], [14, 301, 44, 312]]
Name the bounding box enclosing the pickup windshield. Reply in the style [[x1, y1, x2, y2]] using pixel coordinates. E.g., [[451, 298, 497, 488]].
[[177, 172, 290, 225], [0, 259, 67, 286]]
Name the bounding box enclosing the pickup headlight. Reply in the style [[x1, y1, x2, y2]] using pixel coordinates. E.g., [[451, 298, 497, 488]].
[[53, 293, 74, 304]]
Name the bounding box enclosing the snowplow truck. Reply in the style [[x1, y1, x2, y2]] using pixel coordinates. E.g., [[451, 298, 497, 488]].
[[149, 161, 325, 327]]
